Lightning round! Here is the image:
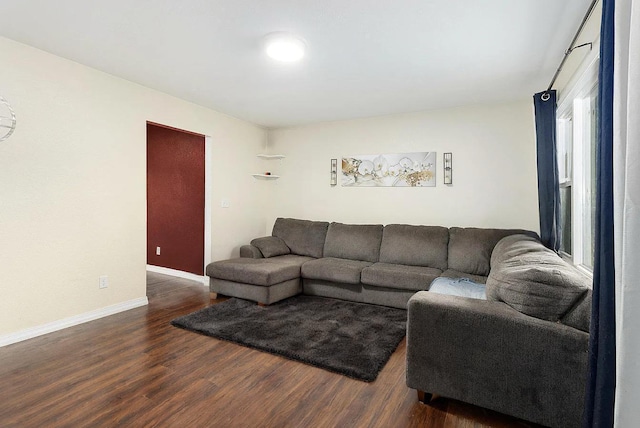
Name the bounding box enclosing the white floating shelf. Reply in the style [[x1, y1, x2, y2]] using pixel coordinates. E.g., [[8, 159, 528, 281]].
[[256, 154, 286, 160], [252, 174, 280, 180]]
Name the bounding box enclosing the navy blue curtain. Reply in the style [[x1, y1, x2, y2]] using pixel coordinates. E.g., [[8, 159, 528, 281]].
[[533, 90, 560, 250], [584, 0, 616, 426]]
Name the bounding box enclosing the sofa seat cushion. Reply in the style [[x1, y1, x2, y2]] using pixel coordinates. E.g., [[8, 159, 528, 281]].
[[301, 257, 373, 284], [439, 269, 488, 284], [361, 263, 441, 291], [206, 255, 313, 286], [379, 224, 449, 270]]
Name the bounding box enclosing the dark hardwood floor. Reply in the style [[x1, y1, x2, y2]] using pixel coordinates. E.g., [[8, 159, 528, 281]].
[[0, 272, 540, 427]]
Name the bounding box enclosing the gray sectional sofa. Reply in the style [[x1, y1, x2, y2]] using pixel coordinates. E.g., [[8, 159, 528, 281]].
[[205, 217, 592, 428], [206, 217, 534, 308]]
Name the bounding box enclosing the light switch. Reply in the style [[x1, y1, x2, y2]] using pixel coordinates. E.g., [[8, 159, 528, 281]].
[[220, 200, 230, 208]]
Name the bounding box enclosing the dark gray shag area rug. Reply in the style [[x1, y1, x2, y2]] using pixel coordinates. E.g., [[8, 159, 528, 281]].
[[171, 296, 406, 382]]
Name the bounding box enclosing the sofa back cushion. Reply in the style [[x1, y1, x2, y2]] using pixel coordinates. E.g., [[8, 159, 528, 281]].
[[447, 227, 537, 276], [272, 218, 329, 258], [323, 222, 384, 262], [486, 236, 591, 323], [560, 289, 592, 332], [379, 224, 449, 270], [490, 234, 543, 267]]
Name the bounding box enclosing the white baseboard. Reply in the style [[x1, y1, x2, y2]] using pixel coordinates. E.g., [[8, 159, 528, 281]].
[[146, 265, 208, 286], [0, 297, 149, 348]]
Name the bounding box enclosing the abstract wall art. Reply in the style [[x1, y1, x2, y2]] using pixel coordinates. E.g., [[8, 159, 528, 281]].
[[341, 152, 436, 187]]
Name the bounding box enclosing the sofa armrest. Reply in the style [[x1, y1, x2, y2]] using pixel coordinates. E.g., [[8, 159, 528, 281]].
[[240, 245, 263, 259], [406, 291, 588, 428]]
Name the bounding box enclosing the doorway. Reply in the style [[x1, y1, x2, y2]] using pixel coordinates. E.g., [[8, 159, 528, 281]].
[[146, 122, 206, 276]]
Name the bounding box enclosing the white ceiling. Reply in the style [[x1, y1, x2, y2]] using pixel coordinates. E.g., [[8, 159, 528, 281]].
[[0, 0, 592, 128]]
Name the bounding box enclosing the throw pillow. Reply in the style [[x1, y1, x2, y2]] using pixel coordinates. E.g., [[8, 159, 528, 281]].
[[250, 236, 290, 258]]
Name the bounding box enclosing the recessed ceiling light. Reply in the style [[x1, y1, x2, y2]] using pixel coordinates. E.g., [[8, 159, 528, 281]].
[[263, 32, 306, 62]]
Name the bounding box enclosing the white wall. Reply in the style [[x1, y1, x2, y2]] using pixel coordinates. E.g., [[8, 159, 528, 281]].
[[266, 101, 539, 233], [0, 37, 266, 337], [0, 38, 540, 340]]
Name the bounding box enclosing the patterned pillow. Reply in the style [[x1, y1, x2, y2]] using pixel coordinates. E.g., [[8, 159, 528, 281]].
[[429, 277, 486, 300]]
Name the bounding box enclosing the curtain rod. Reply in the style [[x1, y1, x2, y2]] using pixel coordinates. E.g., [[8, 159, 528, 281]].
[[543, 0, 600, 98]]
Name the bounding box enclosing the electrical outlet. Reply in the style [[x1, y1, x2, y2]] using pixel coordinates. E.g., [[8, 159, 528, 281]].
[[156, 246, 161, 256], [220, 199, 230, 208], [99, 275, 108, 289]]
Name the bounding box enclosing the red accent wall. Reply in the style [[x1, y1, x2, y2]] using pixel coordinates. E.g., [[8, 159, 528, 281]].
[[147, 123, 205, 275]]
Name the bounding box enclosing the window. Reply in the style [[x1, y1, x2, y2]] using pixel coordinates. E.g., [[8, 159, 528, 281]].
[[558, 114, 573, 255], [556, 56, 599, 272]]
